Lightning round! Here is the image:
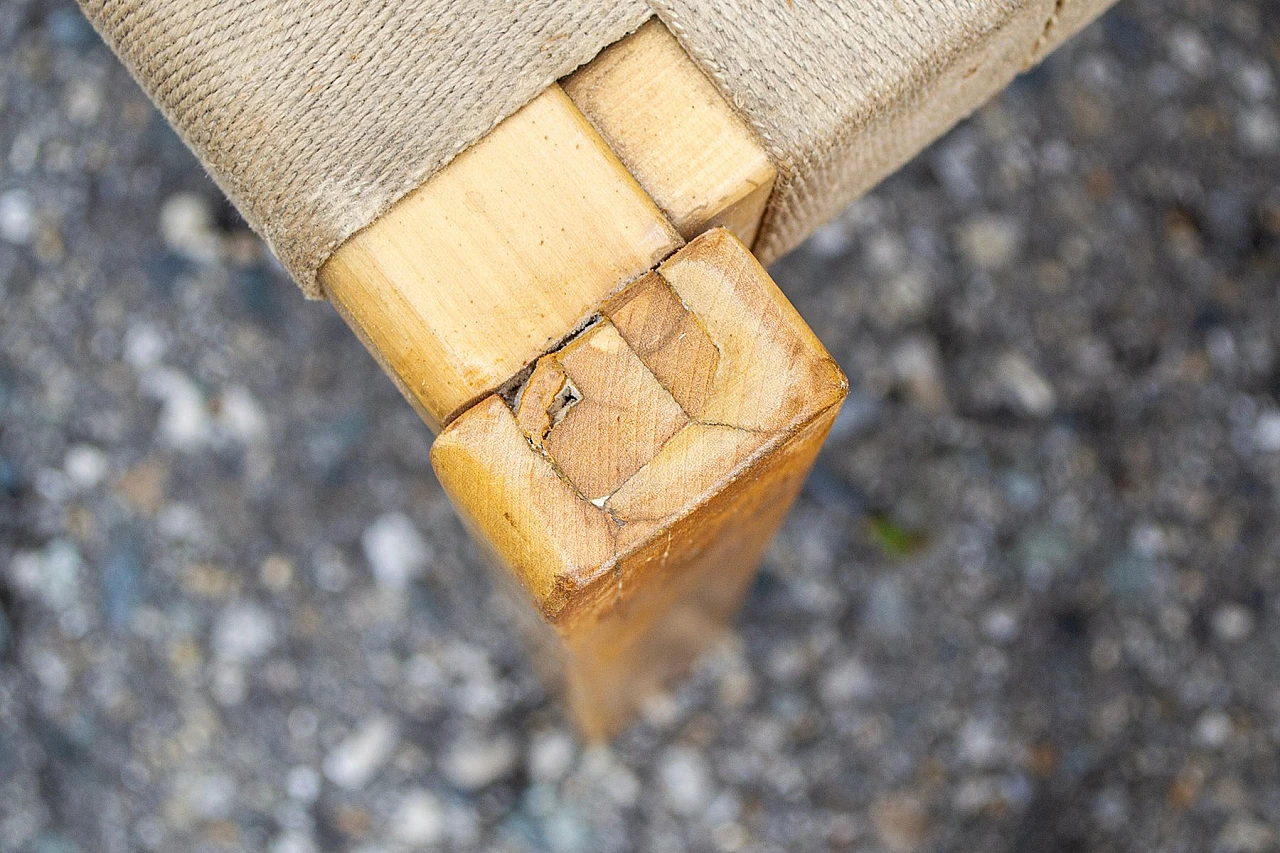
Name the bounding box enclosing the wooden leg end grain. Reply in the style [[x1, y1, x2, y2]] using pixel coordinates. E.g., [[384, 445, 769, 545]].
[[432, 230, 846, 736]]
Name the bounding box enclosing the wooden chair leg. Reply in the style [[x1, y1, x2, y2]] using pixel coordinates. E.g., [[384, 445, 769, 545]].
[[317, 21, 847, 736]]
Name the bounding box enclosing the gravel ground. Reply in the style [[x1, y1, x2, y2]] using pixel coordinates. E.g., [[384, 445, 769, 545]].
[[2, 0, 1280, 851]]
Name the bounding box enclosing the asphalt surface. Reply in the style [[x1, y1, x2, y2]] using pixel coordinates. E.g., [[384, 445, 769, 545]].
[[2, 0, 1280, 850]]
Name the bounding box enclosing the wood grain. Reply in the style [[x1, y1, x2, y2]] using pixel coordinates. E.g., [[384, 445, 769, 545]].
[[319, 85, 682, 430], [563, 19, 776, 248], [432, 229, 846, 736], [604, 272, 720, 415], [535, 322, 689, 502]]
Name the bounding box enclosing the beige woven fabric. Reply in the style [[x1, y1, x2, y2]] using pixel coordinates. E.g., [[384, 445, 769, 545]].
[[79, 0, 651, 297], [655, 0, 1116, 265], [80, 0, 1115, 295]]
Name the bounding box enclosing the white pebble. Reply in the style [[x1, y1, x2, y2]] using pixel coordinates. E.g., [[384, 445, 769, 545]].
[[996, 353, 1056, 417], [144, 367, 211, 450], [658, 747, 713, 816], [361, 512, 431, 591], [865, 231, 907, 273], [157, 503, 209, 543], [160, 192, 220, 262], [391, 789, 445, 846], [1253, 411, 1280, 451], [8, 539, 81, 610], [528, 730, 577, 783], [820, 657, 876, 705], [639, 691, 681, 729], [123, 322, 167, 369], [1169, 26, 1211, 77], [0, 189, 35, 244], [891, 336, 948, 412], [1235, 62, 1275, 102], [1240, 108, 1280, 154], [193, 773, 236, 820], [579, 746, 640, 807], [213, 602, 277, 661], [959, 718, 1003, 768], [766, 642, 809, 684], [1207, 326, 1238, 370], [981, 608, 1019, 645], [881, 268, 932, 322], [1129, 523, 1167, 558], [217, 386, 268, 445], [323, 716, 399, 790], [64, 444, 107, 490], [806, 223, 852, 258], [44, 541, 84, 605], [958, 215, 1022, 270], [441, 734, 518, 790], [64, 80, 102, 125], [1219, 817, 1275, 853], [30, 648, 71, 693], [953, 777, 999, 814], [1212, 604, 1255, 642], [286, 766, 321, 802], [1196, 710, 1232, 748]]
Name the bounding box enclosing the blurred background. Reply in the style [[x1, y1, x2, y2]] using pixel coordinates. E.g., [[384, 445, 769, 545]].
[[2, 0, 1280, 850]]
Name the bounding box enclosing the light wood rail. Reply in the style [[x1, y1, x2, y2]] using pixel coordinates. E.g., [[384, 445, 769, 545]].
[[320, 85, 680, 431], [563, 19, 776, 248]]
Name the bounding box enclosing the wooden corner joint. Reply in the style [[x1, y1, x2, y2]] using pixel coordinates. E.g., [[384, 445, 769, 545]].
[[433, 231, 845, 735], [317, 20, 844, 735]]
